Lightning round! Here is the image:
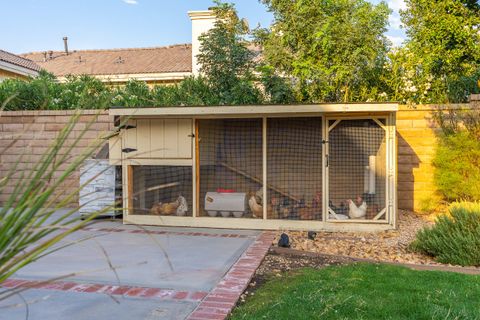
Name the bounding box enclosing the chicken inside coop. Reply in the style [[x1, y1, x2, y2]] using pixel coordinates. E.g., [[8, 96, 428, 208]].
[[327, 119, 387, 221], [132, 165, 192, 216]]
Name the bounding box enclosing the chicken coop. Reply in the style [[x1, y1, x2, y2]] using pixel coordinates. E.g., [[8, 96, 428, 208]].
[[109, 104, 398, 232]]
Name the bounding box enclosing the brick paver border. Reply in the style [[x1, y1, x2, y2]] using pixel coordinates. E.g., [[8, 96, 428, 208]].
[[1, 278, 208, 302], [82, 226, 255, 239], [1, 230, 273, 319], [187, 231, 275, 320]]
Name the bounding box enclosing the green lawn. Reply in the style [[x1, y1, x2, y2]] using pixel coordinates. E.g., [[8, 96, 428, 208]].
[[231, 263, 480, 320]]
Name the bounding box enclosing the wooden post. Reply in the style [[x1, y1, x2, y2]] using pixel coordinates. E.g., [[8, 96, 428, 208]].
[[195, 119, 200, 217], [127, 165, 134, 215], [322, 116, 328, 222], [262, 117, 267, 220]]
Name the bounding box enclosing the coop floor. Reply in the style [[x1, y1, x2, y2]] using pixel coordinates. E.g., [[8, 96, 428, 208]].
[[0, 209, 261, 320]]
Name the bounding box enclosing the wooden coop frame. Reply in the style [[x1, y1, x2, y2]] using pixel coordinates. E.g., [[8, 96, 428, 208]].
[[109, 104, 398, 232]]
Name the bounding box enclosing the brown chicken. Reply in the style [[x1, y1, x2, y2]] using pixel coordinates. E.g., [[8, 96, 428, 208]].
[[150, 198, 180, 215], [267, 196, 279, 219], [299, 207, 314, 220], [150, 203, 163, 215]]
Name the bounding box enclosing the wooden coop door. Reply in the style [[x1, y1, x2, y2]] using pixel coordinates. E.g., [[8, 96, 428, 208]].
[[326, 118, 388, 222], [123, 119, 192, 159]]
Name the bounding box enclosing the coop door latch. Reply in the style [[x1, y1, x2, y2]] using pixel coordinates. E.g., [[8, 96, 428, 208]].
[[122, 148, 137, 153], [323, 140, 329, 167], [118, 124, 137, 130]]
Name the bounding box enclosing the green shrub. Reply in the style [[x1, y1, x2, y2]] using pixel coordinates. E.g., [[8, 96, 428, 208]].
[[433, 131, 480, 202], [410, 202, 480, 266]]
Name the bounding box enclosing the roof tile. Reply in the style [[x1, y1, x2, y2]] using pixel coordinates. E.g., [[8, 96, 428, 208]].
[[0, 50, 41, 72], [21, 44, 192, 77]]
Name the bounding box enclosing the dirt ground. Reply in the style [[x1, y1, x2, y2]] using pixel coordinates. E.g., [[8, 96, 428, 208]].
[[238, 251, 352, 303], [272, 210, 439, 265]]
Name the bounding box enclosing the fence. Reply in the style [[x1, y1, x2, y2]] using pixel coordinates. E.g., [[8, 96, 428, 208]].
[[0, 105, 469, 211], [0, 110, 112, 205]]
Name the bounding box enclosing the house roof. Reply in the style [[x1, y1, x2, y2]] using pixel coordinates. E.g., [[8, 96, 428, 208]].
[[21, 44, 192, 77], [0, 50, 41, 72]]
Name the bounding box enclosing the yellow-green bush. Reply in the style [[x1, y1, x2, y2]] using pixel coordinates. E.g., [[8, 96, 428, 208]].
[[433, 132, 480, 202], [411, 202, 480, 266]]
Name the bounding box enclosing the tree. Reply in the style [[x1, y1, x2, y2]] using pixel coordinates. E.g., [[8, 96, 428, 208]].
[[256, 0, 391, 102], [196, 1, 296, 105], [399, 0, 480, 103], [197, 1, 263, 105]]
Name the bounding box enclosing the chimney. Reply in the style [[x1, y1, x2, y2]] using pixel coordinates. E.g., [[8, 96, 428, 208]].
[[63, 36, 69, 55], [188, 10, 216, 75]]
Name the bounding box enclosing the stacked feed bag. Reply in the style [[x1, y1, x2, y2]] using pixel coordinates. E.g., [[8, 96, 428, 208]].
[[79, 159, 116, 218]]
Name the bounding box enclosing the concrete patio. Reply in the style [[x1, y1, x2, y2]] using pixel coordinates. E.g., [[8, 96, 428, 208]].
[[0, 214, 268, 320]]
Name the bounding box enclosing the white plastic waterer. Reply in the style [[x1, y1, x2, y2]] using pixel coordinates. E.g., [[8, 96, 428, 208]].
[[204, 192, 247, 217], [364, 155, 376, 195]]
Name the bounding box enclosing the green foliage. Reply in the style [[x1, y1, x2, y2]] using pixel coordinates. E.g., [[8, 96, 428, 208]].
[[57, 75, 113, 109], [256, 0, 391, 102], [411, 202, 480, 266], [0, 72, 114, 110], [397, 0, 480, 103], [112, 79, 152, 107], [255, 0, 480, 104], [433, 103, 480, 140], [197, 1, 262, 105], [433, 131, 480, 202], [258, 65, 296, 104], [0, 71, 60, 110], [231, 263, 480, 319], [431, 102, 480, 204], [0, 75, 259, 110]]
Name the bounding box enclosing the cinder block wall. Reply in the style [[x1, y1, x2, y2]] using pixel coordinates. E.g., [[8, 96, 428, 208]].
[[395, 104, 471, 211], [396, 105, 438, 212], [0, 110, 113, 205], [0, 105, 468, 211]]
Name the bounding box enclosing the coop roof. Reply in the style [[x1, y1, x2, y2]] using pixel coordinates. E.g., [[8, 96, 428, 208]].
[[109, 103, 398, 117]]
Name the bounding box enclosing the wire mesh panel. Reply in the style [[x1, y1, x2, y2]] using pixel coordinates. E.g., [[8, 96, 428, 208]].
[[198, 119, 263, 218], [266, 117, 323, 220], [131, 166, 192, 216], [327, 119, 387, 221]]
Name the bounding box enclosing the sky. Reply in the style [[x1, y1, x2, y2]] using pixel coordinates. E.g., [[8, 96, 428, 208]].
[[0, 0, 406, 54]]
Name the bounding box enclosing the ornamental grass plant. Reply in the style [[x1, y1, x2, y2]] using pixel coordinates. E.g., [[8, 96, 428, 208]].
[[411, 201, 480, 266]]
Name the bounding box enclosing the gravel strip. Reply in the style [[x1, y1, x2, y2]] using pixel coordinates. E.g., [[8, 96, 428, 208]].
[[272, 210, 440, 265]]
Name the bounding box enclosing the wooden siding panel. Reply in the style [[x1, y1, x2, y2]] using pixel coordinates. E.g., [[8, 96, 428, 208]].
[[108, 135, 122, 165], [163, 119, 179, 158], [150, 119, 165, 158], [177, 119, 192, 158], [135, 119, 151, 158]]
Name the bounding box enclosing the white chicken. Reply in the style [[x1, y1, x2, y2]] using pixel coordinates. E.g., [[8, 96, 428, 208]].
[[348, 196, 367, 219], [248, 193, 263, 218], [176, 195, 188, 216]]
